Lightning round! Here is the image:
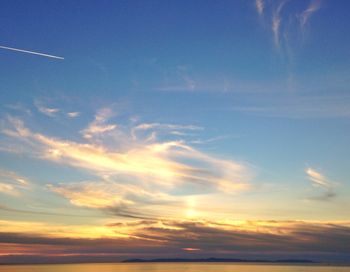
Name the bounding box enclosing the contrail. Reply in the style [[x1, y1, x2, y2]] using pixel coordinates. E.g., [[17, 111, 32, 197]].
[[0, 45, 64, 60]]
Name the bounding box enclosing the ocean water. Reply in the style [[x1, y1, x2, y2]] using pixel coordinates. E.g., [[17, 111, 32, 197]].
[[0, 263, 349, 272]]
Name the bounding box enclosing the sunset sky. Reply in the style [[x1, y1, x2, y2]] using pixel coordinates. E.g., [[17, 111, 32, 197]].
[[0, 0, 349, 264]]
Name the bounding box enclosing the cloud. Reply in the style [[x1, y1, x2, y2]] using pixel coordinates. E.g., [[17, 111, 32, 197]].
[[306, 167, 331, 188], [190, 135, 232, 145], [0, 170, 29, 186], [122, 219, 350, 254], [1, 111, 251, 218], [38, 107, 60, 117], [0, 183, 17, 196], [82, 124, 117, 139], [0, 45, 64, 60], [299, 0, 322, 29], [0, 219, 126, 240], [255, 0, 264, 16], [67, 112, 80, 118], [132, 123, 202, 132], [0, 219, 349, 263], [230, 94, 350, 118], [48, 182, 133, 209], [2, 115, 250, 193], [131, 123, 202, 140], [156, 65, 197, 92], [182, 247, 200, 251], [94, 107, 114, 123], [81, 107, 117, 139], [306, 167, 337, 201], [48, 181, 177, 219], [254, 0, 322, 53], [34, 101, 60, 117], [271, 0, 290, 48], [0, 204, 102, 218], [0, 169, 30, 196], [5, 103, 32, 115], [34, 101, 81, 119]]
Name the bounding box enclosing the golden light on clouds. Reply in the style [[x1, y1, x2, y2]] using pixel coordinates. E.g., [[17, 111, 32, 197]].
[[182, 247, 201, 251], [185, 197, 197, 219], [0, 114, 252, 221], [0, 220, 128, 239], [0, 108, 347, 264], [4, 115, 250, 191], [1, 0, 349, 264]]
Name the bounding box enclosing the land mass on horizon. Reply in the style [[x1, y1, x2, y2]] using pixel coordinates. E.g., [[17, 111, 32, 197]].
[[122, 257, 316, 263]]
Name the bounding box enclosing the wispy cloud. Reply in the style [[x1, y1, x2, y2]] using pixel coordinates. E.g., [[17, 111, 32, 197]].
[[5, 103, 32, 115], [254, 0, 323, 52], [157, 65, 197, 92], [131, 123, 202, 141], [231, 94, 350, 119], [67, 112, 80, 118], [1, 110, 251, 218], [299, 0, 322, 29], [34, 101, 60, 117], [0, 45, 64, 60], [38, 107, 59, 117], [4, 117, 249, 192], [133, 123, 202, 132], [48, 181, 177, 219], [255, 0, 265, 16], [306, 167, 337, 201], [190, 135, 233, 145], [0, 170, 30, 196], [81, 108, 117, 139], [0, 183, 18, 196], [306, 167, 331, 188], [271, 0, 290, 48], [48, 182, 134, 209], [82, 124, 117, 139]]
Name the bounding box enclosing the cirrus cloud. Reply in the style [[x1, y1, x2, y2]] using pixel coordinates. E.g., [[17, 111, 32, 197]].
[[306, 167, 337, 201], [1, 109, 252, 219]]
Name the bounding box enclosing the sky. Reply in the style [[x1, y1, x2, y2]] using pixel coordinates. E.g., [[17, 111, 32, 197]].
[[0, 0, 349, 264]]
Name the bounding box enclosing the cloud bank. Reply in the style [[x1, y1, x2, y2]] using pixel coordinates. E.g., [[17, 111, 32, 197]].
[[0, 219, 349, 263]]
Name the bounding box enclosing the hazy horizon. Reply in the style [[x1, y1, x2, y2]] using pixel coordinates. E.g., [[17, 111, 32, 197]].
[[1, 263, 350, 272], [0, 0, 349, 265]]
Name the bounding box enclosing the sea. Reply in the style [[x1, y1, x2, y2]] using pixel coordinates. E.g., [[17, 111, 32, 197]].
[[0, 263, 349, 272]]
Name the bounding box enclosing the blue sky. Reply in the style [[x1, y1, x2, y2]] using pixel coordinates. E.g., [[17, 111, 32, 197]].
[[0, 0, 349, 263]]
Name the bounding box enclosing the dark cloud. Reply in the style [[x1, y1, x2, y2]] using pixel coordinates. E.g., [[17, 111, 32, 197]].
[[308, 190, 337, 202], [0, 220, 349, 263], [105, 206, 156, 220]]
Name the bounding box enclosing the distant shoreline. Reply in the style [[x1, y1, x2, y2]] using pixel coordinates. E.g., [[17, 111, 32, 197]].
[[1, 262, 350, 267], [1, 257, 350, 266], [122, 257, 316, 264]]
